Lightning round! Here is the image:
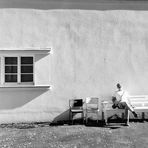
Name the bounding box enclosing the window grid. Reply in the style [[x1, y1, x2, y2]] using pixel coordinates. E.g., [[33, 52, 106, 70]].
[[21, 56, 33, 82], [5, 57, 18, 82], [3, 56, 34, 84]]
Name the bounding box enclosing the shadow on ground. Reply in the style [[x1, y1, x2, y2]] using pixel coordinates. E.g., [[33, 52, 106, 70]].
[[50, 117, 148, 129], [0, 119, 148, 130], [0, 122, 50, 129]]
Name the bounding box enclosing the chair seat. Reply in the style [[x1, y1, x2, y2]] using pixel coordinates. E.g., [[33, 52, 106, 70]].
[[71, 109, 83, 113], [86, 108, 99, 112], [105, 109, 125, 113], [85, 97, 100, 124]]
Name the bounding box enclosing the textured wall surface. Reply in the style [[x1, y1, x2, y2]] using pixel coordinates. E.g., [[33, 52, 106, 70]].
[[0, 9, 148, 123]]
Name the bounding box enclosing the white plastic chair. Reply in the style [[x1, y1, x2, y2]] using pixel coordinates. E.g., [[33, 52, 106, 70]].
[[69, 99, 84, 124], [85, 97, 100, 124]]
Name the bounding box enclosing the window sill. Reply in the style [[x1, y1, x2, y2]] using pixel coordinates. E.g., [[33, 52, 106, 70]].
[[0, 85, 51, 90], [0, 48, 51, 54]]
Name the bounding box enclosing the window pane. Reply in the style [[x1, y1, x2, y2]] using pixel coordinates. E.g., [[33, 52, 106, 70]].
[[5, 66, 17, 73], [21, 66, 33, 73], [5, 75, 17, 82], [21, 74, 33, 82], [5, 57, 17, 64], [21, 57, 33, 64]]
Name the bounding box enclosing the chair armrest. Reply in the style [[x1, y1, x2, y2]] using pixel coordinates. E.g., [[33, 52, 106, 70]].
[[102, 101, 110, 111]]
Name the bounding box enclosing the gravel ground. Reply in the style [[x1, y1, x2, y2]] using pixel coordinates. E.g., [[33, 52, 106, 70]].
[[0, 122, 148, 148]]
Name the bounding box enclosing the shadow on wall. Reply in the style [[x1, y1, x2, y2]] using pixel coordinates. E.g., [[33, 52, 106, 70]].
[[52, 109, 86, 124], [52, 109, 70, 124], [0, 88, 48, 110]]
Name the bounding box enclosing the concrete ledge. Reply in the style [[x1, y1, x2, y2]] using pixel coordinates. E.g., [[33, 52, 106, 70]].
[[0, 85, 51, 90]]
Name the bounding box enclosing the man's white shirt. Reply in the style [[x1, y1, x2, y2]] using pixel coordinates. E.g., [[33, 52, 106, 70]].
[[114, 90, 128, 102]]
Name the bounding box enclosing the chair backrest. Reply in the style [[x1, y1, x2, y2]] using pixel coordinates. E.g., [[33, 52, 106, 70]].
[[69, 99, 83, 109], [85, 97, 99, 109]]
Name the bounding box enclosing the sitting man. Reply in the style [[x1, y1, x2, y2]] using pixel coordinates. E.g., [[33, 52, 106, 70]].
[[112, 83, 138, 126]]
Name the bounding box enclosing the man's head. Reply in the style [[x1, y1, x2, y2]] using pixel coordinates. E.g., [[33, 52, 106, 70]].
[[117, 83, 121, 89], [112, 96, 117, 103]]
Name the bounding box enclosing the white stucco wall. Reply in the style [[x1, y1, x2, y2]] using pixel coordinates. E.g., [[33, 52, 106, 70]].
[[0, 9, 148, 123]]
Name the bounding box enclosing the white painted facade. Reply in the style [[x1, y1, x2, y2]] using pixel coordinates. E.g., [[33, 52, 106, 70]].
[[0, 9, 148, 123]]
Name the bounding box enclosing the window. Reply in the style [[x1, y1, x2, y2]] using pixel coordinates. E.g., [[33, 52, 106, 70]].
[[21, 57, 33, 82], [0, 48, 51, 88], [4, 56, 34, 83], [5, 57, 17, 82]]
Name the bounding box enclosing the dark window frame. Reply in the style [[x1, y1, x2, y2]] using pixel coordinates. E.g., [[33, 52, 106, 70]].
[[4, 56, 34, 84]]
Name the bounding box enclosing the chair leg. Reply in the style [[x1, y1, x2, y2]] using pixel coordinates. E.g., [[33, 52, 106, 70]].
[[85, 112, 88, 125], [71, 112, 73, 125], [69, 111, 71, 125], [142, 112, 145, 121], [127, 110, 129, 125], [122, 113, 124, 120], [69, 111, 73, 125], [82, 112, 84, 124], [97, 111, 99, 124], [104, 111, 108, 125], [124, 109, 129, 125], [102, 111, 104, 121]]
